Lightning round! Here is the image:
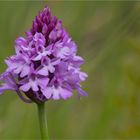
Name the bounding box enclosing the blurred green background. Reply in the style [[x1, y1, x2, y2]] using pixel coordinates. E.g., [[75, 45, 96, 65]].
[[0, 1, 140, 139]]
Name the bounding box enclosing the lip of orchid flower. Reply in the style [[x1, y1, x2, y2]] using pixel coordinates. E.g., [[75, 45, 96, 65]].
[[37, 57, 60, 76], [5, 56, 31, 78], [68, 65, 88, 81], [0, 72, 32, 103], [19, 74, 49, 92], [0, 6, 88, 103], [0, 72, 17, 91], [32, 44, 52, 61], [42, 85, 73, 100]]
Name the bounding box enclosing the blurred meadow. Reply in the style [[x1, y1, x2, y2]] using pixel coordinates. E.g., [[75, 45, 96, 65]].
[[0, 1, 140, 139]]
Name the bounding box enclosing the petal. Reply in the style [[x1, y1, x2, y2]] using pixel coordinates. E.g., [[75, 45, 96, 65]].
[[1, 72, 14, 85], [43, 50, 51, 56], [79, 72, 88, 81], [15, 37, 27, 54], [56, 47, 70, 58], [51, 59, 60, 65], [52, 87, 60, 100], [37, 67, 49, 76], [42, 87, 52, 99], [38, 77, 49, 89], [72, 56, 84, 66], [20, 65, 30, 77], [30, 80, 39, 91], [15, 37, 27, 46], [48, 64, 55, 73], [0, 83, 15, 94], [5, 59, 12, 67], [42, 24, 48, 34], [60, 88, 72, 100], [49, 30, 57, 40], [33, 54, 42, 61], [14, 65, 23, 74], [5, 59, 20, 72], [77, 88, 88, 96], [20, 83, 31, 92]]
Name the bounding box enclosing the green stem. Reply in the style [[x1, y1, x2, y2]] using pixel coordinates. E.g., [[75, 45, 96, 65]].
[[37, 102, 49, 140]]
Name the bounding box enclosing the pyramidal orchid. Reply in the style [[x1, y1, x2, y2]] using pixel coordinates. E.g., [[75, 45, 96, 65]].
[[0, 6, 87, 139]]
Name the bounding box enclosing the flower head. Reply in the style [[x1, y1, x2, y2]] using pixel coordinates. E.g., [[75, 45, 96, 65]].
[[0, 6, 87, 103]]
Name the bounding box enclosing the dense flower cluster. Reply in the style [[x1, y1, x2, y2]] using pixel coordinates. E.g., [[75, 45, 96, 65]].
[[0, 6, 87, 103]]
